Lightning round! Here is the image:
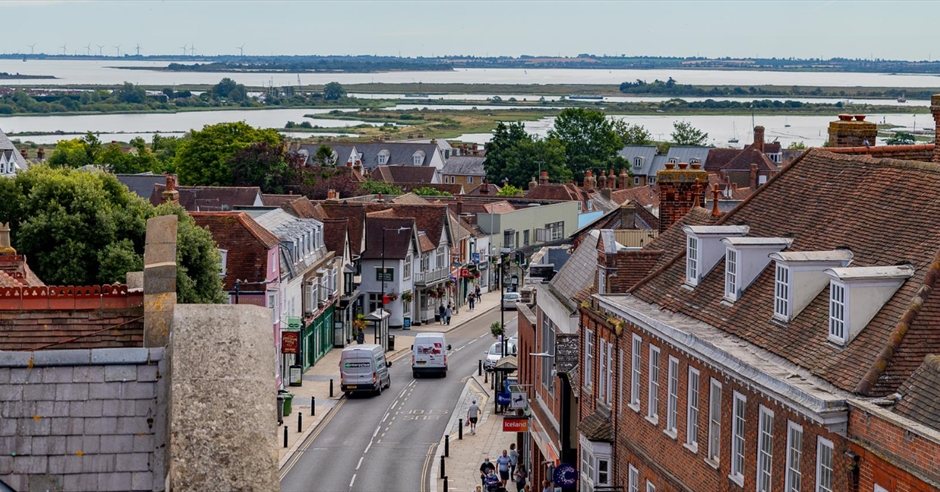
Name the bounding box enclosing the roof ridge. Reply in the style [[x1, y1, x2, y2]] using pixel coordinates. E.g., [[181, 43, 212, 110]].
[[236, 212, 281, 248], [855, 246, 940, 394]]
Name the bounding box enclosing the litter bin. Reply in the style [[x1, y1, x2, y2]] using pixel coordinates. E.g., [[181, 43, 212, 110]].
[[388, 335, 396, 351], [278, 389, 294, 417], [276, 393, 285, 424]]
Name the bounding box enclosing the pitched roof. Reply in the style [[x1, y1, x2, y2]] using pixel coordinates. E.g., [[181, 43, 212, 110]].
[[464, 182, 502, 196], [628, 148, 940, 396], [893, 355, 940, 430], [0, 127, 27, 170], [705, 148, 743, 172], [319, 202, 368, 254], [618, 145, 659, 176], [299, 141, 441, 170], [390, 193, 431, 205], [150, 185, 262, 211], [361, 216, 415, 260], [0, 255, 44, 287], [610, 185, 659, 210], [279, 197, 329, 221], [549, 232, 599, 308], [483, 201, 515, 214], [824, 143, 934, 161], [262, 194, 302, 207], [190, 212, 280, 290], [577, 406, 612, 442], [663, 146, 711, 171], [441, 156, 486, 176], [116, 173, 169, 199], [719, 145, 778, 172], [321, 217, 349, 258], [371, 165, 437, 184]]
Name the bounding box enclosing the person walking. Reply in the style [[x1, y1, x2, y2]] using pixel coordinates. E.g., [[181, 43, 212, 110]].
[[513, 465, 528, 492], [508, 443, 519, 478], [476, 284, 481, 298], [445, 303, 453, 325], [439, 303, 446, 325], [356, 327, 364, 344], [496, 449, 512, 486], [468, 292, 476, 311], [484, 469, 501, 492], [479, 457, 495, 489], [467, 399, 480, 435], [540, 480, 551, 492]]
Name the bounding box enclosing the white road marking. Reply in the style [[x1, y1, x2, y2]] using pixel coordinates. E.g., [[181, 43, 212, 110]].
[[373, 426, 381, 437], [382, 412, 389, 422], [356, 457, 363, 470], [349, 474, 356, 487], [364, 441, 372, 454]]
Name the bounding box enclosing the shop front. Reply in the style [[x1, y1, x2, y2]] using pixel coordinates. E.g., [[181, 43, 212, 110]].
[[302, 305, 334, 369]]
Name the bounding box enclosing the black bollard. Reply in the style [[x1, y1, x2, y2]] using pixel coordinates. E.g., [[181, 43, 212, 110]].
[[298, 412, 303, 433], [283, 425, 288, 448], [440, 455, 446, 478], [443, 476, 448, 492], [445, 434, 450, 457], [311, 396, 315, 416], [484, 370, 488, 384], [330, 378, 334, 397], [478, 359, 482, 376], [458, 418, 463, 440]]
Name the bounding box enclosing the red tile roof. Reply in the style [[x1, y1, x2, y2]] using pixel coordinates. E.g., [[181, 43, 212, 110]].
[[610, 185, 659, 210], [151, 185, 261, 211], [190, 212, 279, 291], [893, 354, 940, 430], [321, 218, 349, 258], [0, 255, 44, 287], [362, 217, 415, 260], [824, 143, 934, 161], [719, 145, 778, 172], [628, 148, 940, 396], [483, 201, 515, 214], [705, 148, 742, 172], [280, 197, 328, 221]]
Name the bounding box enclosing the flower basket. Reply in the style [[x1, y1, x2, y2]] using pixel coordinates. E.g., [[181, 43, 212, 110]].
[[387, 292, 399, 301], [490, 322, 505, 338], [401, 292, 413, 302], [428, 290, 439, 299]]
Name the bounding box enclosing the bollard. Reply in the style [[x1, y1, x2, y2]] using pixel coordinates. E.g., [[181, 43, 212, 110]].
[[311, 396, 315, 416], [330, 378, 334, 397], [298, 412, 303, 433], [443, 476, 448, 492], [445, 434, 450, 457], [440, 455, 446, 478], [458, 418, 463, 440], [283, 425, 288, 448], [484, 370, 488, 383], [478, 359, 482, 376]]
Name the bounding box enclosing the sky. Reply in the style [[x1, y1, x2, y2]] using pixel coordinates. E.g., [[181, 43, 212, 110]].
[[3, 0, 940, 60]]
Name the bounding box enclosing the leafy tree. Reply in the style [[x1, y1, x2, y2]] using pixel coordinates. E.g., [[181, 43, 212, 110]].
[[95, 140, 160, 174], [113, 82, 147, 104], [485, 122, 571, 188], [361, 179, 401, 195], [497, 184, 523, 197], [0, 165, 223, 302], [174, 122, 282, 186], [413, 187, 452, 197], [548, 108, 626, 181], [886, 132, 915, 145], [47, 132, 102, 168], [614, 120, 653, 145], [311, 145, 335, 166], [787, 141, 808, 149], [229, 141, 304, 194], [670, 121, 709, 146], [323, 82, 347, 101]]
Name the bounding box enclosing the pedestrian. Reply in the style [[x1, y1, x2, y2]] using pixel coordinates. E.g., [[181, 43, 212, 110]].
[[467, 399, 480, 435], [439, 303, 446, 325], [484, 469, 501, 492], [445, 303, 453, 325], [508, 443, 519, 477], [356, 327, 364, 344], [513, 465, 527, 492], [541, 480, 551, 492], [479, 457, 495, 489], [468, 292, 476, 311], [496, 449, 511, 486], [476, 284, 481, 298]]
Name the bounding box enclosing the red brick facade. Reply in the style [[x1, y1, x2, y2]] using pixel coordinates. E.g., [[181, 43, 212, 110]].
[[656, 162, 708, 233], [848, 404, 940, 491]]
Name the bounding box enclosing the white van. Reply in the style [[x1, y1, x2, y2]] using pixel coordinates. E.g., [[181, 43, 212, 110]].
[[339, 344, 391, 396], [411, 332, 451, 378]]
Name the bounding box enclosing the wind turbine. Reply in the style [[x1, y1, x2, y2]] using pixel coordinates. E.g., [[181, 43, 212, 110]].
[[135, 43, 141, 56], [189, 44, 196, 57], [27, 43, 36, 55], [237, 44, 245, 57], [84, 44, 91, 56], [60, 44, 67, 55], [179, 44, 187, 56], [114, 44, 122, 57], [97, 44, 105, 56]]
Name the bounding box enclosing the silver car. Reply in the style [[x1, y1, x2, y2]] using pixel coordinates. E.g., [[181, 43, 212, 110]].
[[484, 340, 517, 371], [502, 292, 521, 310]]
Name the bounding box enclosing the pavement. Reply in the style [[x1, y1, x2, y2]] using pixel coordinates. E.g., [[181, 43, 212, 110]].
[[277, 290, 508, 478]]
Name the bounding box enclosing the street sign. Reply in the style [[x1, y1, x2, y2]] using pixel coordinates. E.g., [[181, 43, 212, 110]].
[[511, 392, 526, 409], [281, 331, 300, 354], [502, 417, 529, 433], [496, 392, 511, 406], [553, 463, 578, 487], [286, 316, 302, 331]]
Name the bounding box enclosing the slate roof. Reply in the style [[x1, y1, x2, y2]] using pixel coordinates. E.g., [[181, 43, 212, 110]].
[[662, 146, 711, 171], [150, 185, 262, 211], [361, 216, 415, 260], [628, 149, 940, 396], [618, 145, 659, 176], [0, 127, 27, 170], [190, 212, 280, 291], [299, 142, 441, 170], [893, 355, 940, 429], [549, 232, 599, 310], [441, 156, 486, 176], [371, 165, 438, 184], [116, 173, 169, 199]]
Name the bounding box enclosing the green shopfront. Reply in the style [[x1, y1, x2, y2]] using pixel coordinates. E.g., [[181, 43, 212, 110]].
[[303, 305, 334, 369]]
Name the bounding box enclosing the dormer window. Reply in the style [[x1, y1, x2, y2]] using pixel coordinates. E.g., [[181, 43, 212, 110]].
[[378, 150, 389, 165], [769, 250, 854, 322], [824, 265, 914, 345], [686, 236, 699, 284], [683, 225, 750, 287], [720, 237, 792, 302], [587, 199, 594, 211], [634, 157, 642, 168], [413, 151, 425, 166]]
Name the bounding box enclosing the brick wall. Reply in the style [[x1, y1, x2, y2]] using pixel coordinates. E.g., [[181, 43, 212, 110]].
[[0, 348, 166, 492], [580, 310, 852, 492], [0, 285, 143, 311], [848, 403, 940, 490], [0, 307, 144, 351]]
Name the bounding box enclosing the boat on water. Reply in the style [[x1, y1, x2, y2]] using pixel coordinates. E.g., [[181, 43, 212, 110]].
[[898, 93, 907, 103], [728, 122, 739, 144], [404, 93, 430, 98], [569, 95, 603, 101]]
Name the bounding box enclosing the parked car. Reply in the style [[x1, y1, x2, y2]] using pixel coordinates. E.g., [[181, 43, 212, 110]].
[[502, 292, 522, 309], [484, 340, 518, 371]]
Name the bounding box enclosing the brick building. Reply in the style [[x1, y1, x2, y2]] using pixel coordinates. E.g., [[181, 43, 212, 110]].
[[575, 143, 940, 491]]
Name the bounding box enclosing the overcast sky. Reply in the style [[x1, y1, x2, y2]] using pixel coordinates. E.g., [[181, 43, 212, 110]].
[[4, 0, 938, 60]]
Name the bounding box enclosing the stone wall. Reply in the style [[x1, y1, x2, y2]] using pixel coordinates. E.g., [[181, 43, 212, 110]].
[[0, 347, 166, 492]]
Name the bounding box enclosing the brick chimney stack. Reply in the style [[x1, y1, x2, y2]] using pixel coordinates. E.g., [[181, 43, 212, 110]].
[[931, 95, 940, 162], [528, 176, 538, 191], [753, 126, 765, 153], [598, 171, 607, 189], [828, 114, 877, 148], [539, 171, 549, 185], [620, 168, 629, 189], [19, 149, 27, 160], [162, 175, 180, 206], [656, 161, 708, 233], [0, 222, 14, 255], [37, 148, 44, 160], [750, 163, 758, 190], [583, 170, 596, 190], [619, 202, 636, 229]]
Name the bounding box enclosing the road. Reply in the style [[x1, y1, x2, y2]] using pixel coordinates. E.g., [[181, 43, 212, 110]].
[[280, 308, 517, 492]]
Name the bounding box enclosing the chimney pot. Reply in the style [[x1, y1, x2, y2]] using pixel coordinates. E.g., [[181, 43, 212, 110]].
[[678, 162, 688, 169], [838, 114, 853, 122], [37, 148, 45, 159], [665, 162, 676, 170], [855, 115, 866, 122]]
